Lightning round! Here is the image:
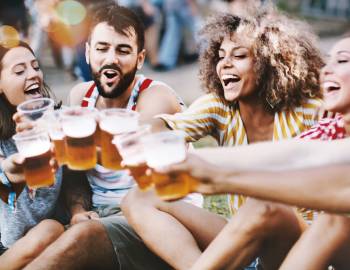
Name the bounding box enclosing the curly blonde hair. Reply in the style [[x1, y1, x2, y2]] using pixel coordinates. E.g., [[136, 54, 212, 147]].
[[198, 4, 324, 111]]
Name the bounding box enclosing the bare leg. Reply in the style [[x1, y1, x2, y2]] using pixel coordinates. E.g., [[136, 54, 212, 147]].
[[280, 213, 350, 270], [191, 199, 305, 270], [0, 219, 64, 270], [23, 220, 118, 270], [122, 188, 227, 270]]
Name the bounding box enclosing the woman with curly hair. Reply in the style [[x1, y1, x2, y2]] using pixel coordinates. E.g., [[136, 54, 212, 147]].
[[122, 4, 325, 270]]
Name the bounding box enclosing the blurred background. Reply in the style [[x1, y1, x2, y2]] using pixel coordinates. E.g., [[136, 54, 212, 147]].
[[0, 0, 349, 106], [0, 0, 349, 215]]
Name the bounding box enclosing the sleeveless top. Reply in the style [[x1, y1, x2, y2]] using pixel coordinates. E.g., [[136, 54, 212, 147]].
[[81, 75, 204, 207]]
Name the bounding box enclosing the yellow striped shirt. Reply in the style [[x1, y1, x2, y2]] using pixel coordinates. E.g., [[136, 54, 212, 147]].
[[158, 93, 322, 217]]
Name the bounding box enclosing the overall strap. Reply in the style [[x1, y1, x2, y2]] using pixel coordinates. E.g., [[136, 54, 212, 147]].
[[81, 83, 97, 107], [131, 78, 153, 111]]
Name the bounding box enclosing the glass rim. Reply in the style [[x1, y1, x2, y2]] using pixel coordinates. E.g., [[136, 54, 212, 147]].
[[60, 106, 98, 118], [99, 108, 140, 118], [141, 130, 186, 144], [12, 128, 49, 141], [17, 97, 54, 114]]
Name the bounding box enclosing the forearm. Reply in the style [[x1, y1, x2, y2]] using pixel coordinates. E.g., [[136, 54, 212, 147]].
[[219, 164, 350, 213], [194, 139, 350, 171]]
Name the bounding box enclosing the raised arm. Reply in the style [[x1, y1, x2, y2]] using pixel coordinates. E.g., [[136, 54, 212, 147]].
[[193, 138, 350, 171]]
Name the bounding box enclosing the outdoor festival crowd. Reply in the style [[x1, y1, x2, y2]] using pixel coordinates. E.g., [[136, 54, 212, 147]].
[[0, 1, 350, 270]]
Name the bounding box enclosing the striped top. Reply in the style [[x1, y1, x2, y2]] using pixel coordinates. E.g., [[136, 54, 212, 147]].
[[158, 93, 323, 214]]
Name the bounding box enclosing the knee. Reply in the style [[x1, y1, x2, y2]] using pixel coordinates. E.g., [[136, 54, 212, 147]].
[[24, 219, 64, 259], [121, 188, 160, 221], [318, 214, 350, 238], [234, 200, 293, 235], [66, 221, 106, 245]]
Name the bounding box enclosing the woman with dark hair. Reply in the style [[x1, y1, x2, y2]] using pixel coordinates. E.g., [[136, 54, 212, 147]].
[[0, 41, 64, 270], [122, 4, 326, 270]]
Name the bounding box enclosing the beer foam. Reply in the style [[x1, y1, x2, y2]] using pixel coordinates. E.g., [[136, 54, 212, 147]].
[[21, 141, 51, 158], [100, 116, 138, 135], [49, 130, 65, 140], [62, 118, 96, 138], [123, 154, 145, 166], [145, 144, 186, 168]]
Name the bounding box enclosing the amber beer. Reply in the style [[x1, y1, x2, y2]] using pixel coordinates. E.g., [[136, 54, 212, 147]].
[[143, 131, 191, 200], [125, 158, 152, 190], [99, 109, 139, 170], [62, 117, 97, 170], [13, 130, 55, 189], [49, 132, 66, 166], [23, 144, 55, 188]]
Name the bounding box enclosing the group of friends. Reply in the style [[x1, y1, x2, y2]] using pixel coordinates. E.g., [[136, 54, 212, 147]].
[[0, 1, 350, 270]]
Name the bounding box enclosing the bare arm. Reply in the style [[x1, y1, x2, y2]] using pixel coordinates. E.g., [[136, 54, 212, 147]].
[[68, 81, 93, 106], [217, 164, 350, 214], [136, 84, 182, 131], [193, 138, 350, 171]]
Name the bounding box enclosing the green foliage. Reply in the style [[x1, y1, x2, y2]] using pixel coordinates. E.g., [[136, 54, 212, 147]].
[[203, 195, 231, 218]]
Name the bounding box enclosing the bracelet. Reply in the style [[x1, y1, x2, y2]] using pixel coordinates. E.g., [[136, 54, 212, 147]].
[[0, 171, 17, 211]]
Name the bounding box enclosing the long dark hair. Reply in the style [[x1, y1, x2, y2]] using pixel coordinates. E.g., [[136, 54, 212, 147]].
[[0, 41, 58, 140]]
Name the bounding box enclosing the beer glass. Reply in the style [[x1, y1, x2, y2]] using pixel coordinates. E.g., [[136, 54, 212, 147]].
[[142, 131, 191, 200], [113, 125, 152, 190], [42, 110, 66, 166], [61, 107, 97, 170], [13, 129, 55, 189], [99, 109, 139, 170], [17, 97, 54, 121]]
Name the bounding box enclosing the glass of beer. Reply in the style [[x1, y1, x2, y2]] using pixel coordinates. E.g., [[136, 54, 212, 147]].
[[113, 125, 152, 190], [17, 97, 54, 121], [99, 108, 139, 170], [141, 131, 191, 200], [42, 110, 66, 166], [13, 129, 55, 189], [61, 107, 97, 170]]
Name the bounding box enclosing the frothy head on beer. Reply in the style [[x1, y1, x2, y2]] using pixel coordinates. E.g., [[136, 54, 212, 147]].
[[142, 131, 187, 168], [100, 109, 139, 135], [62, 117, 96, 138]]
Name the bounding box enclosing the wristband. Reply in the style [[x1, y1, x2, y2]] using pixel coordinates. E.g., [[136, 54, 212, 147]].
[[0, 171, 17, 211]]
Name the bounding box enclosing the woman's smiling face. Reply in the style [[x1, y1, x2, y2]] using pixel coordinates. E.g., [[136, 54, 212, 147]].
[[321, 37, 350, 114], [216, 35, 256, 102], [0, 46, 43, 106]]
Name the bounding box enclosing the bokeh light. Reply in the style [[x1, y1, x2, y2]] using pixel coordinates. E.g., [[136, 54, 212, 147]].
[[56, 0, 86, 26], [44, 0, 89, 47], [0, 25, 20, 48]]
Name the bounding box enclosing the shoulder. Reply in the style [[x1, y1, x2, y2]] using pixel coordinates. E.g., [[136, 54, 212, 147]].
[[69, 81, 95, 106], [137, 81, 182, 114]]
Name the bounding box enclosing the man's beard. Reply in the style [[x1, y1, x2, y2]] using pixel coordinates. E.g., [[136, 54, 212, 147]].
[[92, 63, 137, 99]]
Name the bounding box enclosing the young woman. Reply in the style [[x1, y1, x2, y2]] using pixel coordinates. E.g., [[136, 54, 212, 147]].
[[0, 41, 64, 270], [152, 35, 350, 270], [122, 4, 326, 270]]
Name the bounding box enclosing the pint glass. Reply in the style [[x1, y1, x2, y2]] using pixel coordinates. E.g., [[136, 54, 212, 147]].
[[99, 109, 139, 170], [17, 97, 54, 121], [61, 107, 97, 170], [142, 131, 191, 200], [113, 125, 152, 190], [42, 110, 66, 165], [13, 130, 55, 189]]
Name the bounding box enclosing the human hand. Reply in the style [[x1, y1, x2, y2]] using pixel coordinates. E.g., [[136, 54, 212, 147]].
[[1, 153, 26, 184], [13, 112, 36, 132], [70, 211, 99, 225], [155, 153, 230, 195]]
